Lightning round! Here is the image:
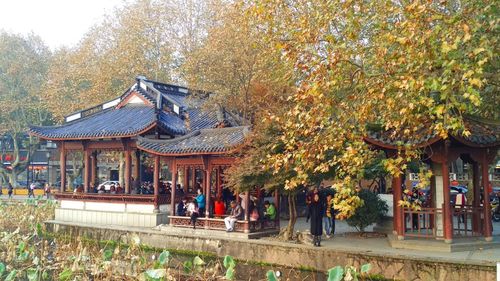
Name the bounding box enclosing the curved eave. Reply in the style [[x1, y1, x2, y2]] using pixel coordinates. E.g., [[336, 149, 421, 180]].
[[450, 135, 500, 148], [28, 121, 158, 141], [363, 135, 443, 150], [137, 144, 237, 157]]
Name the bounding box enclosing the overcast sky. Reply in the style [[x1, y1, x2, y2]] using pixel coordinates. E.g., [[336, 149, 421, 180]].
[[0, 0, 125, 49]]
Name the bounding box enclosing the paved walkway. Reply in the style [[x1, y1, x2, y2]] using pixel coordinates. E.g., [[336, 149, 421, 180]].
[[274, 217, 500, 265]]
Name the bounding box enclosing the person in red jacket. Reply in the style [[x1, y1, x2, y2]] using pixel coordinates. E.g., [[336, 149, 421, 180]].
[[214, 196, 226, 217]]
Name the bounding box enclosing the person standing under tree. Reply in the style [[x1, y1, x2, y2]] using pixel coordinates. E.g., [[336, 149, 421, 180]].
[[307, 193, 324, 247], [28, 182, 36, 198], [323, 194, 335, 238], [8, 182, 13, 199], [44, 183, 51, 199]]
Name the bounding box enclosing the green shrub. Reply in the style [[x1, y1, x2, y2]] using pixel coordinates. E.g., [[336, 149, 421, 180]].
[[347, 189, 388, 232]]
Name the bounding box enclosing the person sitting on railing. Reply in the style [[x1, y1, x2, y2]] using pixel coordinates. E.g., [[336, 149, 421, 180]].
[[187, 199, 199, 229], [214, 196, 226, 217], [249, 199, 260, 221], [75, 185, 84, 193], [116, 183, 123, 194], [224, 200, 243, 232], [263, 201, 277, 220], [98, 185, 105, 194], [110, 184, 116, 194], [177, 197, 188, 216], [177, 184, 184, 196]]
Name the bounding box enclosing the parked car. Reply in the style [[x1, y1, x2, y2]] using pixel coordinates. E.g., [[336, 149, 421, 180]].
[[450, 185, 468, 194], [97, 181, 120, 191]]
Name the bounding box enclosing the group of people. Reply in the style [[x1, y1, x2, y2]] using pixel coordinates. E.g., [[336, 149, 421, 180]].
[[176, 189, 278, 232], [306, 185, 336, 247], [0, 182, 51, 199]]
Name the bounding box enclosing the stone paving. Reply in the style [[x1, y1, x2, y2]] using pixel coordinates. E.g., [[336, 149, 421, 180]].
[[276, 216, 500, 265]]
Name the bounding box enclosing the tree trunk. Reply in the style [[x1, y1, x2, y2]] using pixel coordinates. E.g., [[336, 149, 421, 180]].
[[284, 193, 297, 241], [8, 171, 18, 187]]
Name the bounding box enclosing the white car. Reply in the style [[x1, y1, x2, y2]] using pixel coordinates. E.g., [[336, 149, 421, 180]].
[[98, 181, 120, 191]]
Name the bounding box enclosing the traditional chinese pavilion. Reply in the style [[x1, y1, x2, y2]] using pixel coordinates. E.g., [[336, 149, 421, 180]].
[[30, 77, 279, 232], [365, 116, 499, 243]]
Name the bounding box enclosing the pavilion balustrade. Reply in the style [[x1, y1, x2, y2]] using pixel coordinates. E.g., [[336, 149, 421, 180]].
[[402, 207, 442, 239], [452, 205, 485, 237], [55, 192, 172, 205]]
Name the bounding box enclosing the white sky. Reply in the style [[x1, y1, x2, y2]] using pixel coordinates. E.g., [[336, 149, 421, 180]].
[[0, 0, 125, 50]]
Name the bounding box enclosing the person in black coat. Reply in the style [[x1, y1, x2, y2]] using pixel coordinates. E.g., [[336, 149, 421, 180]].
[[307, 193, 324, 247]]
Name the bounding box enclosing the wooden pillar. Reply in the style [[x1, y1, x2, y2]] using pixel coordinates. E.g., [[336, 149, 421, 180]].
[[274, 189, 280, 221], [216, 167, 222, 198], [244, 191, 251, 233], [184, 166, 188, 194], [133, 150, 140, 181], [205, 168, 211, 218], [83, 147, 91, 193], [153, 155, 160, 211], [192, 167, 196, 193], [393, 173, 404, 238], [90, 152, 97, 187], [244, 191, 250, 220], [124, 146, 132, 194], [170, 158, 177, 216], [472, 162, 481, 233], [59, 142, 66, 192], [482, 157, 492, 241], [442, 161, 453, 243]]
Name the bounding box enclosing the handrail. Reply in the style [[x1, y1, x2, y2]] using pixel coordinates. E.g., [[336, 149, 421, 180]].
[[55, 192, 172, 204]]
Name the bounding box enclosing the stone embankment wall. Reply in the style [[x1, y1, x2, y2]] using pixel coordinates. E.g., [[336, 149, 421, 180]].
[[47, 222, 496, 281]]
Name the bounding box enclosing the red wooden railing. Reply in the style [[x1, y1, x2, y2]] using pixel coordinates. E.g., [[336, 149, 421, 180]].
[[452, 205, 484, 237], [55, 192, 175, 205], [403, 207, 442, 238]]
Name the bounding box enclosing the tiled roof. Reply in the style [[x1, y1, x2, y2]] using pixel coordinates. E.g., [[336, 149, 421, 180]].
[[137, 126, 249, 156], [365, 116, 500, 149], [29, 77, 237, 140], [30, 105, 157, 140]]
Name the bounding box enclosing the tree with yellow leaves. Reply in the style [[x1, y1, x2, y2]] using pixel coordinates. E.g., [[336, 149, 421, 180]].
[[239, 0, 498, 217]]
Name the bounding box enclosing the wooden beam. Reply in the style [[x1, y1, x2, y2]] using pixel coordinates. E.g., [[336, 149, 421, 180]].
[[173, 157, 203, 166], [64, 141, 84, 150], [209, 157, 236, 165]]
